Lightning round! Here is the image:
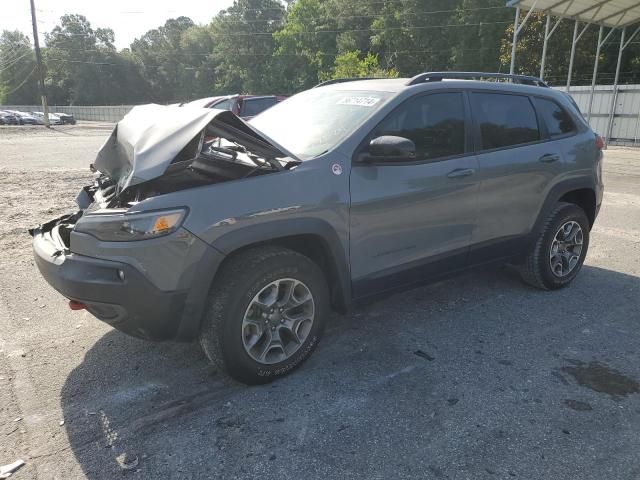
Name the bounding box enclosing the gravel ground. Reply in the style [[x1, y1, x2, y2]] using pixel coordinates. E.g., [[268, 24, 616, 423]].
[[0, 124, 639, 480]]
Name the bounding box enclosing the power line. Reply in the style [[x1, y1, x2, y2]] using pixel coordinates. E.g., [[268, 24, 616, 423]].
[[43, 45, 504, 69], [2, 67, 36, 95], [46, 20, 514, 39], [0, 49, 31, 66], [35, 5, 508, 22], [52, 45, 497, 57], [0, 51, 34, 72], [34, 4, 506, 15]]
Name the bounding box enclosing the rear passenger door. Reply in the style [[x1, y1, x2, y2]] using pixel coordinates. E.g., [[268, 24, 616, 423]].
[[469, 91, 561, 262]]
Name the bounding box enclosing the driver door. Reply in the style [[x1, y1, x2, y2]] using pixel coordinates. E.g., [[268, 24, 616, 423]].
[[349, 91, 480, 298]]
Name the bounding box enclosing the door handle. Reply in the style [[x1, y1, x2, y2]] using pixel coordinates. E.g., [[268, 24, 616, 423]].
[[539, 154, 560, 163], [447, 168, 475, 178]]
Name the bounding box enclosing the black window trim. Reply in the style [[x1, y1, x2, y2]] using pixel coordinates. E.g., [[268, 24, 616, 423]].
[[469, 90, 545, 155], [531, 95, 579, 142], [354, 89, 474, 167]]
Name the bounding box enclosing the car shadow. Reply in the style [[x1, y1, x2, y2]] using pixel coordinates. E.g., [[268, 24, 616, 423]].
[[60, 264, 640, 479]]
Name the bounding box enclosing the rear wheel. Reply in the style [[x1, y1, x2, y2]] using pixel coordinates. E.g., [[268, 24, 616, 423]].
[[520, 202, 590, 290], [199, 246, 329, 384]]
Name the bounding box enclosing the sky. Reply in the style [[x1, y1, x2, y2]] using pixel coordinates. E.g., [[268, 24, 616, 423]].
[[3, 0, 235, 49]]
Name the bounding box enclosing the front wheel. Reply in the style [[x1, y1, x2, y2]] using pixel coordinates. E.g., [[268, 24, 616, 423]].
[[520, 202, 590, 290], [200, 246, 329, 384]]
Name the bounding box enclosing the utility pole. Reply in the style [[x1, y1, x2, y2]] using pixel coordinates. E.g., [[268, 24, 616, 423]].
[[29, 0, 50, 128]]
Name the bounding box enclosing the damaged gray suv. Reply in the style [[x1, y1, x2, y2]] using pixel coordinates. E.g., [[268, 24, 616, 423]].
[[32, 72, 604, 384]]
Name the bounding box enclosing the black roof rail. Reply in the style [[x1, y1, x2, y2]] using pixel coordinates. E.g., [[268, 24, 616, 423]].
[[314, 77, 385, 88], [406, 71, 549, 88]]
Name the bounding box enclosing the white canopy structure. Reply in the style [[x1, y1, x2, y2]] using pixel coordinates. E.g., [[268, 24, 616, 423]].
[[507, 0, 640, 142]]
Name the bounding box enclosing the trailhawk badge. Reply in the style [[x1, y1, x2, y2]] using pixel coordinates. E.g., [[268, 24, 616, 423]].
[[331, 163, 343, 176]]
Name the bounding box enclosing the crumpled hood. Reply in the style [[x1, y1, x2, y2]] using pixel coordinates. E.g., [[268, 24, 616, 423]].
[[94, 104, 292, 191]]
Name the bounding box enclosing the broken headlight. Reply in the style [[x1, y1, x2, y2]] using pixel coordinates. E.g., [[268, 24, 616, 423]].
[[74, 208, 187, 242]]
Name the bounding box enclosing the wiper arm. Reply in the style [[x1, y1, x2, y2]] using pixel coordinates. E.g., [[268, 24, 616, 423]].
[[281, 158, 302, 170]]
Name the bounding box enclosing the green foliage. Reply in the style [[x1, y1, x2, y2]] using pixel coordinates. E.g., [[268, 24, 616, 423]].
[[130, 17, 216, 102], [452, 0, 513, 72], [2, 1, 639, 105], [44, 14, 148, 105], [323, 51, 399, 80], [272, 0, 338, 91], [0, 31, 38, 104], [209, 0, 286, 94], [370, 0, 458, 74]]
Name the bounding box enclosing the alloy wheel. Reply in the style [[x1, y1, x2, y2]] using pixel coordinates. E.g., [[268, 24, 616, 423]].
[[549, 220, 584, 277], [241, 278, 315, 365]]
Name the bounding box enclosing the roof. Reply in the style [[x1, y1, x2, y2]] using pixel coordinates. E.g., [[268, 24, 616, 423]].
[[507, 0, 640, 29]]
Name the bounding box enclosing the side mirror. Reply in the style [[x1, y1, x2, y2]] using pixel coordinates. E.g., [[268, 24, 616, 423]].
[[366, 135, 416, 162]]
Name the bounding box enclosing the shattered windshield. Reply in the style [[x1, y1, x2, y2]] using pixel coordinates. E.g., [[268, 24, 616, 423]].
[[249, 89, 390, 159]]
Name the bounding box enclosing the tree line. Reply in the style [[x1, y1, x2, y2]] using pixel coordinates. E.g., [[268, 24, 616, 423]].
[[1, 0, 639, 106]]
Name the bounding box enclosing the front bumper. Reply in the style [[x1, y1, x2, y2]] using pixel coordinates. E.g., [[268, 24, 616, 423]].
[[32, 218, 224, 341]]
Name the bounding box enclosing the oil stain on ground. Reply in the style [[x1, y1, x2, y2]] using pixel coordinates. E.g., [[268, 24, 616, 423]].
[[561, 360, 640, 400], [564, 399, 593, 411]]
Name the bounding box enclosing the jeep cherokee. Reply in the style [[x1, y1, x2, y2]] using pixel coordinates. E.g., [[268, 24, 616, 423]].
[[31, 72, 604, 384]]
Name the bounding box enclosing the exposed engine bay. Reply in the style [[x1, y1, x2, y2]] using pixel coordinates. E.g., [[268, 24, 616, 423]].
[[80, 104, 300, 209], [84, 134, 297, 210]]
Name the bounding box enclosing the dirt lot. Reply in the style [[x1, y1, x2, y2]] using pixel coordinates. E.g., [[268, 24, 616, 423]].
[[0, 124, 639, 479]]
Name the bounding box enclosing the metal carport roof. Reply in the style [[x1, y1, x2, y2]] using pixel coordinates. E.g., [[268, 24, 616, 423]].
[[506, 0, 640, 143], [506, 0, 640, 28]]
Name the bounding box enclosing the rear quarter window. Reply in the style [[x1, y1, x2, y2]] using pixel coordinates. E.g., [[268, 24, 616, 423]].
[[240, 98, 277, 117], [534, 97, 576, 138], [471, 92, 540, 150]]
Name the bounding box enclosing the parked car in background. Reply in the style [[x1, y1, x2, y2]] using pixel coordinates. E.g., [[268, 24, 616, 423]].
[[31, 112, 63, 125], [184, 94, 288, 119], [55, 112, 76, 125], [0, 110, 19, 125], [8, 111, 41, 125]]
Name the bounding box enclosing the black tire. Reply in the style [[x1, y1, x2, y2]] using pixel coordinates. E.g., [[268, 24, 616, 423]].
[[520, 202, 590, 290], [199, 246, 329, 384]]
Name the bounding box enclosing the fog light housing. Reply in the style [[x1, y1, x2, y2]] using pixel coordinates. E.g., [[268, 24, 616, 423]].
[[117, 269, 125, 281]]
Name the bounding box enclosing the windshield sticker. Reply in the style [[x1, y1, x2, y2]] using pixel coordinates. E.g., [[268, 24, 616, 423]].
[[337, 96, 381, 107]]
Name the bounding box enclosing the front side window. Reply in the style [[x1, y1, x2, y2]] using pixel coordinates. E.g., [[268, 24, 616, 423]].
[[471, 93, 539, 150], [534, 97, 576, 137], [373, 92, 466, 161]]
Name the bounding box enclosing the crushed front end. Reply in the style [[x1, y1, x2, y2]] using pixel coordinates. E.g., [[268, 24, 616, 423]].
[[30, 104, 297, 341], [30, 196, 219, 341]]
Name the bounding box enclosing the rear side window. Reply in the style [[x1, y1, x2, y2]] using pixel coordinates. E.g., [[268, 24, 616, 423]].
[[211, 99, 233, 111], [471, 93, 539, 150], [374, 92, 466, 161], [534, 97, 576, 137], [240, 98, 277, 117]]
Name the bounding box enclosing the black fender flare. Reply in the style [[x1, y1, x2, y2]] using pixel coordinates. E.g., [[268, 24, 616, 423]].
[[529, 176, 596, 247], [175, 218, 351, 340], [213, 217, 351, 310]]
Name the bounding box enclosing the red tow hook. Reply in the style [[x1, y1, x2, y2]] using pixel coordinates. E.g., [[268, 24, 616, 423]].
[[68, 300, 86, 311]]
